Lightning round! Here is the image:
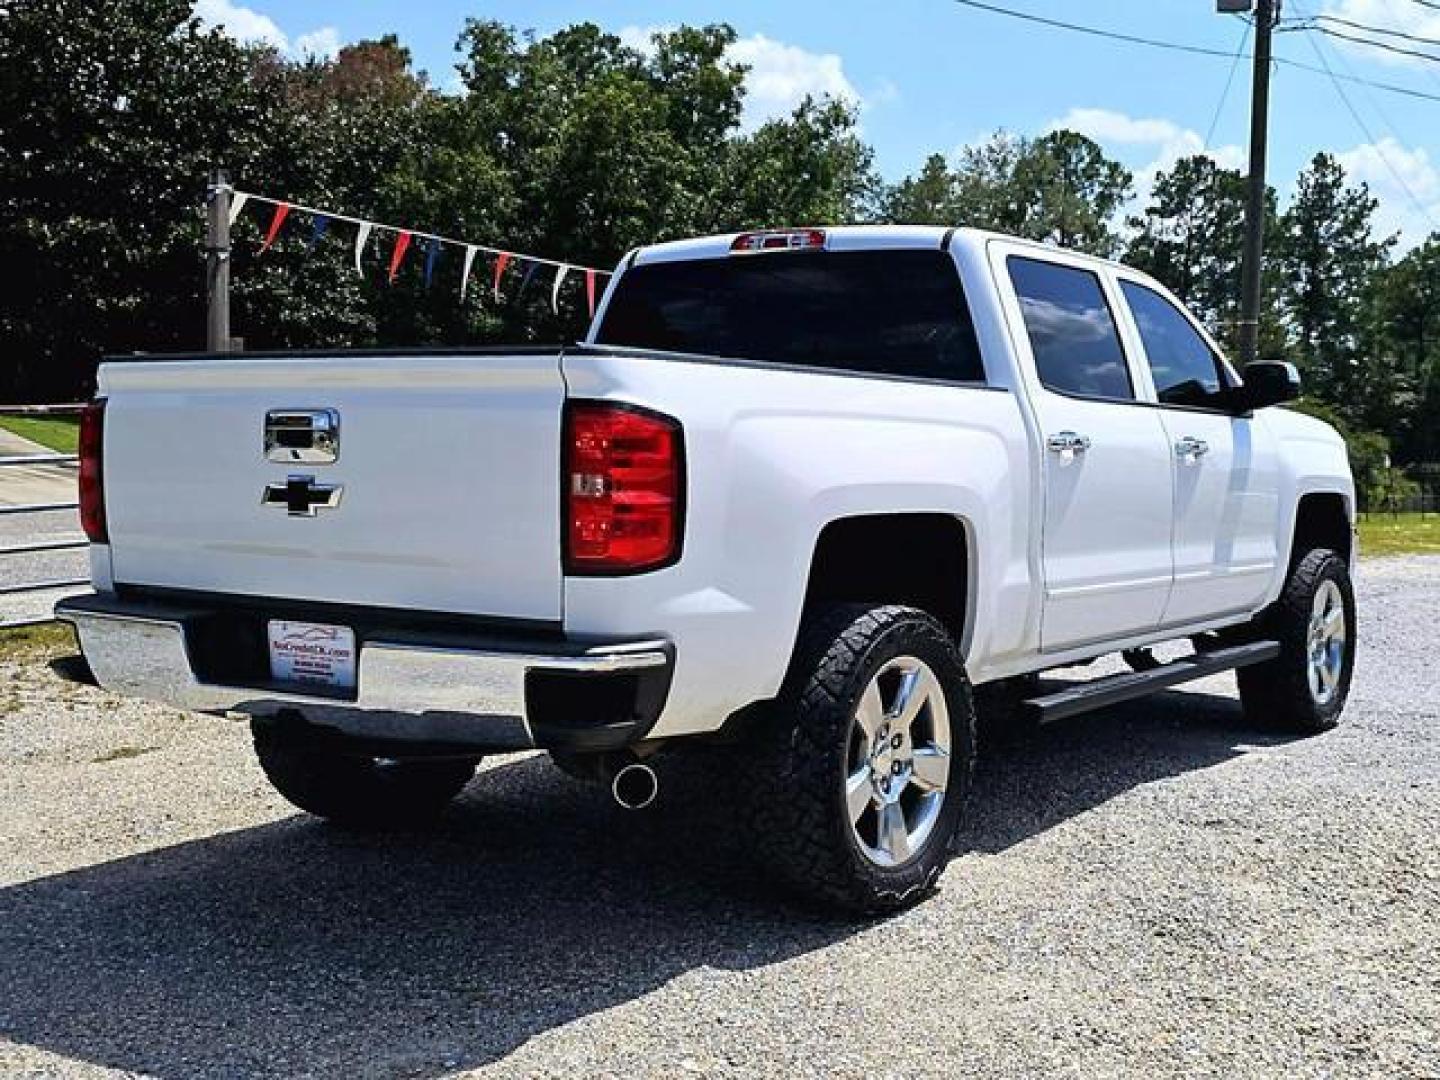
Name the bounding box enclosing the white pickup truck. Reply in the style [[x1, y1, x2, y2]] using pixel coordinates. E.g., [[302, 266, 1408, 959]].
[[59, 226, 1357, 913]]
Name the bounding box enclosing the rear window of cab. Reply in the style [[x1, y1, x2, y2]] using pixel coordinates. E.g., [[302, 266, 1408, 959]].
[[595, 249, 987, 384]]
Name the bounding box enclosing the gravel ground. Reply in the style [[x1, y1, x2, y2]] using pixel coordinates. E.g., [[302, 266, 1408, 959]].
[[1, 557, 1437, 1079]]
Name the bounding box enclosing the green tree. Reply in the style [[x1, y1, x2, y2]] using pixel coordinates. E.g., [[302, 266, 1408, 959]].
[[1369, 237, 1440, 463], [0, 0, 274, 399], [883, 131, 1132, 256], [721, 97, 878, 228], [1015, 130, 1133, 255], [1274, 153, 1394, 425], [1125, 154, 1275, 348]]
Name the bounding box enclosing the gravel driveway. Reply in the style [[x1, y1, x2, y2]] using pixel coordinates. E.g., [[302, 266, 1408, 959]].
[[1, 557, 1437, 1079]]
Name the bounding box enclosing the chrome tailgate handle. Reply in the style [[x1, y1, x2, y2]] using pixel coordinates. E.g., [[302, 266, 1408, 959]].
[[265, 409, 340, 464]]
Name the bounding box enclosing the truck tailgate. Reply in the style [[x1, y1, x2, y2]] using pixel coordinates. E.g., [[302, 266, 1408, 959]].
[[98, 352, 565, 621]]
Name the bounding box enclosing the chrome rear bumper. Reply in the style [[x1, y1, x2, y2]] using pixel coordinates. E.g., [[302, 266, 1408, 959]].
[[56, 593, 672, 752]]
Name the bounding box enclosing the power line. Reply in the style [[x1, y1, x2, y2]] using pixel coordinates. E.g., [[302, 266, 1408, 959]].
[[1205, 17, 1253, 151], [1291, 21, 1439, 235], [1307, 24, 1440, 66], [947, 0, 1440, 105], [949, 0, 1244, 60], [1297, 10, 1440, 98], [1312, 13, 1440, 50]]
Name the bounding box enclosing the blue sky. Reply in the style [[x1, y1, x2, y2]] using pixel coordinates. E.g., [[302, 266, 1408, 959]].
[[196, 1, 1440, 249]]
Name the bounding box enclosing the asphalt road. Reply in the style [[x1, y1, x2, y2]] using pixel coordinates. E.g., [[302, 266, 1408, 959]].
[[1, 557, 1436, 1078]]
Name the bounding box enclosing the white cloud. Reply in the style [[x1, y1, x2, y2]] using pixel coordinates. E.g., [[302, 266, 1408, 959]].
[[194, 0, 287, 49], [617, 24, 672, 56], [1046, 110, 1438, 250], [1045, 107, 1245, 218], [1319, 0, 1440, 68], [1049, 107, 1245, 196], [194, 0, 341, 60], [294, 27, 342, 60], [618, 25, 869, 130], [1335, 136, 1440, 249], [727, 34, 861, 127]]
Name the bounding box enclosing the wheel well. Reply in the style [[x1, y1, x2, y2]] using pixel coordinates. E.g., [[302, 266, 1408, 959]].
[[802, 514, 970, 646], [1290, 492, 1352, 569]]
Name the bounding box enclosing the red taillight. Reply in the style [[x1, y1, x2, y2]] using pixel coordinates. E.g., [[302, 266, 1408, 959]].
[[730, 229, 827, 253], [79, 398, 107, 543], [564, 402, 682, 574]]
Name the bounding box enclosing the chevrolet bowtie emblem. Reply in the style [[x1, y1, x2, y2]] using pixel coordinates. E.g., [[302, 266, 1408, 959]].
[[263, 475, 343, 517]]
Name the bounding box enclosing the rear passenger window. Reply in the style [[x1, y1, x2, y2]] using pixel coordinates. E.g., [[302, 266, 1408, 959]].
[[1120, 280, 1230, 408], [1008, 257, 1134, 401], [595, 250, 986, 383]]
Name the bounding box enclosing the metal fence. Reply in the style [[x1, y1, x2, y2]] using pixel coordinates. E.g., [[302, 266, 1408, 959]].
[[0, 404, 87, 628]]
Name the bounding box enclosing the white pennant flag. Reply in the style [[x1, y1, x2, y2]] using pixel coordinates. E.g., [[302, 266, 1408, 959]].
[[460, 245, 479, 303], [353, 222, 373, 277], [227, 192, 249, 227], [551, 265, 569, 314]]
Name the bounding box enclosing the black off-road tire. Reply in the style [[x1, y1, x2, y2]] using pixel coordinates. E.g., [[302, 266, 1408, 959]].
[[252, 724, 478, 828], [744, 604, 977, 915], [1237, 548, 1356, 734]]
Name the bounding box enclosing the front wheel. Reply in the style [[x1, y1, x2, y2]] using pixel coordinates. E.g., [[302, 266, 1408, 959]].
[[1237, 548, 1356, 733], [252, 723, 479, 828], [744, 604, 976, 915]]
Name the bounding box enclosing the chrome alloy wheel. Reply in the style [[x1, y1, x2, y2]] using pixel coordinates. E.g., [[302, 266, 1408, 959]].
[[1306, 578, 1347, 706], [845, 655, 952, 868]]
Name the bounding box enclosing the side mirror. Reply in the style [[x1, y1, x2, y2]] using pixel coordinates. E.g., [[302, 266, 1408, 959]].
[[1237, 361, 1301, 411]]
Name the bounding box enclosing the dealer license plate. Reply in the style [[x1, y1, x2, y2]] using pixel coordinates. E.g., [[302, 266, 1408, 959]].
[[267, 620, 357, 690]]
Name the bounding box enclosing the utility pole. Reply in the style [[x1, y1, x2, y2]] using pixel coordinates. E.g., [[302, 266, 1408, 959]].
[[205, 169, 233, 353], [1236, 0, 1278, 366]]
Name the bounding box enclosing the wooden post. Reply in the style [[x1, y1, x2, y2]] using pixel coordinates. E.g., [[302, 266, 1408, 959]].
[[1237, 0, 1276, 367], [206, 169, 232, 353]]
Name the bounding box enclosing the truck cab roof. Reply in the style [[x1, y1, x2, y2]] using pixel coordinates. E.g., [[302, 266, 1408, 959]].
[[629, 224, 1123, 274]]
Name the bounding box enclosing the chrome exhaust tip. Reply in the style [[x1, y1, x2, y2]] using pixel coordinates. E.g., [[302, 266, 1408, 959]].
[[610, 761, 659, 811]]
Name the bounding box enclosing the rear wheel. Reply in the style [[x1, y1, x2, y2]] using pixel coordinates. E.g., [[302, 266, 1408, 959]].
[[744, 604, 976, 915], [1237, 548, 1355, 733], [252, 723, 478, 828]]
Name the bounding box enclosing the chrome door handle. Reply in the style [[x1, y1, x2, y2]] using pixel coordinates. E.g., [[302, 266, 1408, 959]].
[[1175, 436, 1210, 461], [1046, 431, 1091, 463]]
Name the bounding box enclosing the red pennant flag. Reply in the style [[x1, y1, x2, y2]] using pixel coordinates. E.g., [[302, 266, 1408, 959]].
[[259, 202, 290, 254], [586, 269, 598, 317], [493, 252, 512, 302], [388, 230, 412, 283]]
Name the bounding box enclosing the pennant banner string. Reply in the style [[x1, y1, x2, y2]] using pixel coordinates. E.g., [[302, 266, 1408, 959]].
[[233, 190, 611, 278]]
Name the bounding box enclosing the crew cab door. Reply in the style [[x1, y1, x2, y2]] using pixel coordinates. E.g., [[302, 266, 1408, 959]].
[[996, 248, 1175, 651], [1114, 276, 1282, 624]]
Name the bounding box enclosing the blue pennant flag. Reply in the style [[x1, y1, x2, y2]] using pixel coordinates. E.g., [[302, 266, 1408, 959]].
[[305, 215, 330, 254], [423, 238, 442, 288], [516, 261, 538, 299]]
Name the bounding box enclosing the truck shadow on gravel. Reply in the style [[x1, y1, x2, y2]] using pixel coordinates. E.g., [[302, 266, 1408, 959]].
[[0, 684, 1298, 1078]]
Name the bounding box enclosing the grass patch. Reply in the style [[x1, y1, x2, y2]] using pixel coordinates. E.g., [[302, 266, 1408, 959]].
[[0, 415, 80, 454], [1357, 513, 1440, 557], [0, 621, 79, 661]]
